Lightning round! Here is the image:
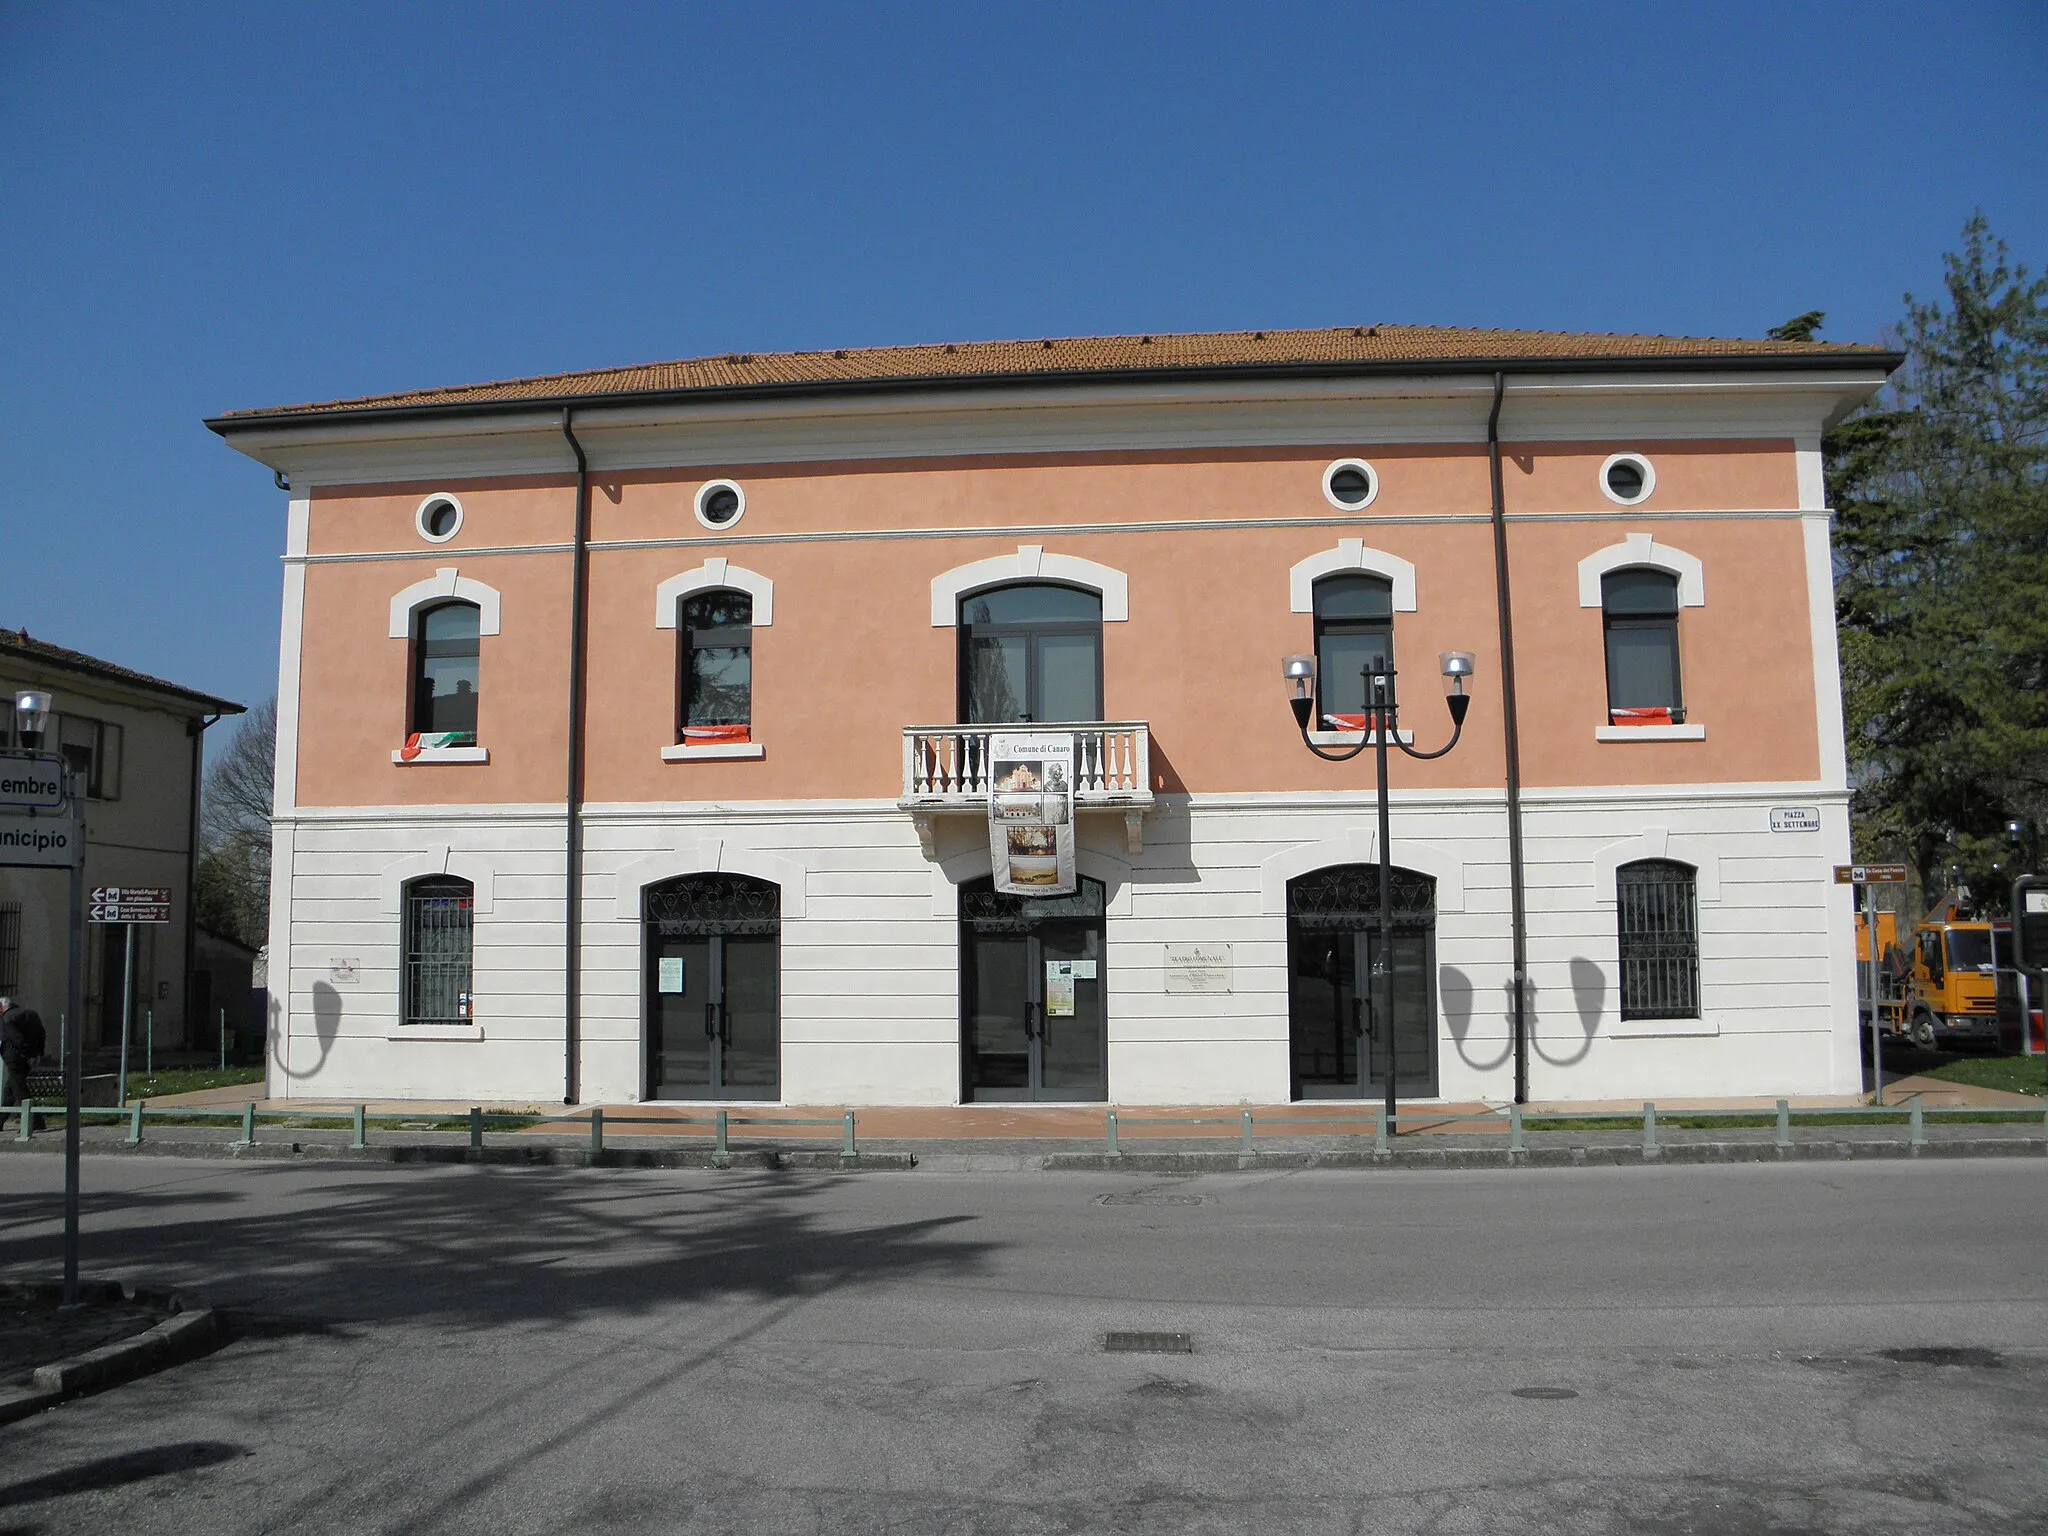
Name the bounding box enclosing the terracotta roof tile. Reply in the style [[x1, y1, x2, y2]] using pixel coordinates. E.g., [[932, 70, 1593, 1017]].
[[213, 324, 1897, 425], [0, 628, 245, 715]]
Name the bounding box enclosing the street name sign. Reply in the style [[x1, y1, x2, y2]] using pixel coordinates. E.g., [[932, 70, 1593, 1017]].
[[1769, 807, 1821, 833], [0, 810, 79, 868], [89, 886, 172, 923], [1835, 864, 1909, 884], [0, 753, 64, 810]]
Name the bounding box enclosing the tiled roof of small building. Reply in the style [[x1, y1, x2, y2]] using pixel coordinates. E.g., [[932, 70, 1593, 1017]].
[[0, 627, 245, 715], [211, 324, 1898, 426]]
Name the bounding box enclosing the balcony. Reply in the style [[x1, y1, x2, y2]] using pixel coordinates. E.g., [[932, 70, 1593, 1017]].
[[899, 722, 1153, 855]]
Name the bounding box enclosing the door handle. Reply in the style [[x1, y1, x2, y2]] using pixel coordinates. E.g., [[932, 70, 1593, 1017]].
[[704, 1001, 718, 1040], [1352, 997, 1369, 1038]]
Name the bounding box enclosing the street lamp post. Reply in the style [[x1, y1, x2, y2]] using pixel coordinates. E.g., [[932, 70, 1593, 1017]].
[[1282, 652, 1474, 1137]]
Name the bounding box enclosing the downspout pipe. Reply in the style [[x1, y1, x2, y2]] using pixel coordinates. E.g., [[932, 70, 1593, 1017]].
[[1487, 373, 1531, 1104], [561, 410, 591, 1104]]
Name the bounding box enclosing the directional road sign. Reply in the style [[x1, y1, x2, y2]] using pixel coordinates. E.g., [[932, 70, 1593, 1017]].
[[0, 753, 64, 810], [89, 886, 172, 923], [1834, 863, 1910, 884]]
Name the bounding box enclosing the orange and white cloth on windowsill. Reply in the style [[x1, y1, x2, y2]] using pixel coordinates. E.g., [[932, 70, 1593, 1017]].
[[1322, 713, 1372, 732], [1607, 707, 1676, 727], [680, 725, 752, 745]]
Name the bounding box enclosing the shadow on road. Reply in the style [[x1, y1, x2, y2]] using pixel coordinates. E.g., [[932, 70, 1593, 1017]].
[[0, 1441, 249, 1508]]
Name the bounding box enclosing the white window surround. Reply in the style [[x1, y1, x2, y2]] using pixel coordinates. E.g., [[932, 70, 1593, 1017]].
[[1320, 458, 1380, 511], [694, 478, 747, 531], [1308, 728, 1414, 748], [1289, 539, 1417, 614], [653, 557, 774, 629], [1577, 532, 1703, 609], [392, 745, 492, 765], [930, 545, 1130, 626], [1594, 724, 1706, 743], [415, 493, 464, 544], [1590, 830, 1721, 905], [378, 848, 498, 915], [388, 567, 503, 638], [607, 841, 808, 922], [387, 1026, 486, 1041], [1599, 452, 1657, 506], [1258, 829, 1466, 915], [660, 742, 765, 762]]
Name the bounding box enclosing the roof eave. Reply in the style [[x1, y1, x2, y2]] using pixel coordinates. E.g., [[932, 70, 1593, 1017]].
[[207, 349, 1906, 436]]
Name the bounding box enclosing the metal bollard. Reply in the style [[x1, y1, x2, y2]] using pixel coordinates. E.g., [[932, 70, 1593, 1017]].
[[1508, 1103, 1524, 1156], [840, 1109, 857, 1161], [1775, 1099, 1792, 1150], [128, 1100, 144, 1146], [1375, 1104, 1389, 1156], [713, 1107, 728, 1161], [1240, 1107, 1255, 1156], [1105, 1109, 1121, 1158], [1642, 1102, 1658, 1153], [470, 1107, 484, 1154], [590, 1105, 604, 1159], [241, 1101, 257, 1146], [352, 1104, 367, 1150], [16, 1099, 29, 1142], [1908, 1097, 1925, 1149]]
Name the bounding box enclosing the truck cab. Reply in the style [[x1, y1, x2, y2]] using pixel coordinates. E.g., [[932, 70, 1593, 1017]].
[[1905, 922, 2000, 1048]]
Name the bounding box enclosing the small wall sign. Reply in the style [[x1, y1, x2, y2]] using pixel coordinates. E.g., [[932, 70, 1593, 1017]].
[[1769, 807, 1821, 833], [1164, 943, 1232, 995], [329, 958, 360, 985]]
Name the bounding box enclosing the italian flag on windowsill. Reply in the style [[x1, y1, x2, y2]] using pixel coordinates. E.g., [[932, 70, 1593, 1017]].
[[399, 731, 476, 760], [1608, 707, 1676, 726], [681, 725, 752, 745]]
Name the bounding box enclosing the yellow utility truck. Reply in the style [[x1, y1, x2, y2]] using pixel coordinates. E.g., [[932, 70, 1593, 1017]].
[[1855, 892, 2001, 1050]]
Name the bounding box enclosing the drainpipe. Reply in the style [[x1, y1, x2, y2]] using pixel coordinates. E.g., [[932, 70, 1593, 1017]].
[[1487, 372, 1531, 1104], [185, 712, 222, 1051], [561, 409, 591, 1104]]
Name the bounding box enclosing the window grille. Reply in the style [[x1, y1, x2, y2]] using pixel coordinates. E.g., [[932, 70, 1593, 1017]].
[[0, 902, 20, 994], [402, 877, 474, 1025], [1616, 860, 1699, 1019]]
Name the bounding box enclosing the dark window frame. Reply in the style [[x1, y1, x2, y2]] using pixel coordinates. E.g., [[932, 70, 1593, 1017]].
[[409, 599, 482, 743], [402, 875, 474, 1026], [1616, 858, 1700, 1020], [674, 589, 755, 741], [1311, 574, 1395, 730], [1600, 567, 1684, 722], [52, 713, 122, 800], [956, 582, 1105, 725]]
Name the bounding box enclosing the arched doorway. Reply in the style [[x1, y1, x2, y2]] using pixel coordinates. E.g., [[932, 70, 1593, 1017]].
[[643, 873, 780, 1100], [960, 875, 1106, 1101], [1287, 864, 1438, 1099]]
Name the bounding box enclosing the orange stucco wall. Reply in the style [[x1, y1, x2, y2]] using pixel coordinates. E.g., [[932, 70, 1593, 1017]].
[[293, 440, 1822, 806]]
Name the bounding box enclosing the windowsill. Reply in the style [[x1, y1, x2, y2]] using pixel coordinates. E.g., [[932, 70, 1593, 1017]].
[[387, 1024, 485, 1041], [661, 742, 765, 762], [392, 746, 490, 764], [1308, 729, 1413, 748], [1595, 724, 1705, 742], [1610, 1015, 1719, 1039]]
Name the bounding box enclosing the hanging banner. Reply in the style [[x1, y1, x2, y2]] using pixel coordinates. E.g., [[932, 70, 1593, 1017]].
[[988, 732, 1077, 895]]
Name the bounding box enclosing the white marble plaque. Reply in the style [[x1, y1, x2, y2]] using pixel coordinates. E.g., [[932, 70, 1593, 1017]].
[[1164, 943, 1232, 995]]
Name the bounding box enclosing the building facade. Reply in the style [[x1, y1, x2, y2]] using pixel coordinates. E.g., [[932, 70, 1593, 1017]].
[[0, 630, 243, 1060], [211, 327, 1898, 1106]]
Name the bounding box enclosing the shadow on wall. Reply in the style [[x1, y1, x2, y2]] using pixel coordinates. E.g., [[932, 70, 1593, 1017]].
[[274, 979, 344, 1082], [1441, 960, 1607, 1073]]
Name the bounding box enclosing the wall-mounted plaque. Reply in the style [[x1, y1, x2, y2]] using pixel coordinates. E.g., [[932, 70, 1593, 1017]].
[[1769, 807, 1821, 833], [1164, 943, 1232, 995]]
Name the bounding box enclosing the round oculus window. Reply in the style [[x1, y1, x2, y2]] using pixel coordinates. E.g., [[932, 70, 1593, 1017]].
[[1601, 454, 1654, 505], [695, 480, 745, 529], [415, 494, 463, 543], [1321, 459, 1379, 510]]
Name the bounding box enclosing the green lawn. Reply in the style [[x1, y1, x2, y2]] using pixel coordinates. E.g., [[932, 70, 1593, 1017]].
[[1919, 1055, 2048, 1098], [125, 1065, 266, 1099]]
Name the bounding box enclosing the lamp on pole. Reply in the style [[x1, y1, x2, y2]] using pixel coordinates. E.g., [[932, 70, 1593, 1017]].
[[1282, 650, 1475, 1137]]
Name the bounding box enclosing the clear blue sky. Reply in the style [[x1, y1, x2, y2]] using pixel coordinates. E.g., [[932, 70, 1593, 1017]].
[[3, 2, 2043, 732]]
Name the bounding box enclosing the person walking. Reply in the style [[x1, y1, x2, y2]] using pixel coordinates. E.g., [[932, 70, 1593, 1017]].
[[0, 994, 46, 1109]]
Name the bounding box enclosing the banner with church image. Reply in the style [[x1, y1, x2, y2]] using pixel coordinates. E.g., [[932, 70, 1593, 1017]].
[[987, 732, 1077, 896]]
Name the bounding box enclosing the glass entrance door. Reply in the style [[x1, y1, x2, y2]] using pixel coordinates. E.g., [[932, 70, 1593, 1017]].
[[961, 877, 1107, 1101], [644, 875, 780, 1100], [1287, 865, 1437, 1099]]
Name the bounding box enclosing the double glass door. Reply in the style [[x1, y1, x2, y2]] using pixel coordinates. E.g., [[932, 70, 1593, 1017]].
[[961, 877, 1107, 1101], [644, 875, 780, 1100], [1287, 865, 1438, 1099]]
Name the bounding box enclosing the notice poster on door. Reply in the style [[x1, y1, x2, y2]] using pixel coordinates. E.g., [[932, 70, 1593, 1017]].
[[1046, 961, 1078, 1017], [658, 957, 686, 993], [988, 732, 1077, 895]]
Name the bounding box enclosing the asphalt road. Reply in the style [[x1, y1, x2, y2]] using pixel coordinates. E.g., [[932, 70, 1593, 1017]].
[[0, 1155, 2043, 1534]]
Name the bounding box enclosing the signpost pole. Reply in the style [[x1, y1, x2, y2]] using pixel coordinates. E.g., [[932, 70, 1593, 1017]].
[[62, 771, 85, 1307], [117, 922, 134, 1108], [1866, 882, 1884, 1107]]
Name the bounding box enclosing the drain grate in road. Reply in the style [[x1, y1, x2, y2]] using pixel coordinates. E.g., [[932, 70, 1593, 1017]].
[[1096, 1192, 1204, 1206], [1510, 1386, 1579, 1400], [1104, 1331, 1193, 1354]]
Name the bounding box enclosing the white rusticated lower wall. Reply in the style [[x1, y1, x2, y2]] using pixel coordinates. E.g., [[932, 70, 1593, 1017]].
[[267, 783, 1861, 1105]]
